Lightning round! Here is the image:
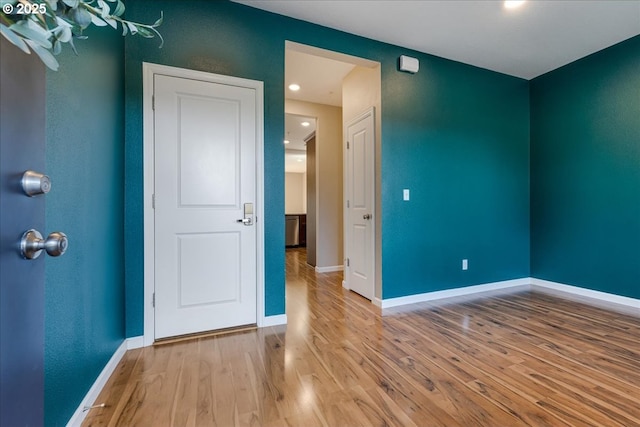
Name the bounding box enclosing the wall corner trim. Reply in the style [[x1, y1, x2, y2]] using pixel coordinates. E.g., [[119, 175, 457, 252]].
[[65, 337, 140, 427]]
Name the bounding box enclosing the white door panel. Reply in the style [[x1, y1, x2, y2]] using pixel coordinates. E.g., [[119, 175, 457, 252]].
[[346, 108, 375, 300], [154, 74, 257, 339]]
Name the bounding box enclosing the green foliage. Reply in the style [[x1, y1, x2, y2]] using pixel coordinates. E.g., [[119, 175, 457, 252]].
[[0, 0, 162, 70]]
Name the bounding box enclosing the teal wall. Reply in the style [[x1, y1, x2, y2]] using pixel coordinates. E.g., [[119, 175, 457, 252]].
[[530, 36, 640, 299], [123, 0, 530, 335], [382, 53, 530, 298], [45, 27, 125, 425]]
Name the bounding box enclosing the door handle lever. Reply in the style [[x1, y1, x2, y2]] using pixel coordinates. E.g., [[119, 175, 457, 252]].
[[363, 214, 372, 220], [237, 202, 254, 226]]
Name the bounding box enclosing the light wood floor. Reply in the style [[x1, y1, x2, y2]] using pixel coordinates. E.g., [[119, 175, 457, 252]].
[[83, 248, 640, 426]]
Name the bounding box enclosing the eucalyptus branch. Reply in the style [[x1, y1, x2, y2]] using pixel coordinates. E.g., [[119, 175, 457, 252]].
[[0, 0, 163, 71]]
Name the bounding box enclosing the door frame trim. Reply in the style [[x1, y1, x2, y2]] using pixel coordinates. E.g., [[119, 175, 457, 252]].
[[343, 106, 376, 300], [142, 62, 265, 346]]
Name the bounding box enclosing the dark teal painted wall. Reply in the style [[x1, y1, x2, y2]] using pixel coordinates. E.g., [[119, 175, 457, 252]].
[[45, 28, 125, 425], [530, 36, 640, 299], [382, 51, 530, 298], [123, 0, 530, 335]]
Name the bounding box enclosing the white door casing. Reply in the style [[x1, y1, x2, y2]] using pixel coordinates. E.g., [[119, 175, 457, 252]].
[[142, 63, 264, 344], [344, 108, 375, 300]]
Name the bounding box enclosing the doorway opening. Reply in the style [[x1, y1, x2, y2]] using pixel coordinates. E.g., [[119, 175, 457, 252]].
[[283, 41, 381, 307]]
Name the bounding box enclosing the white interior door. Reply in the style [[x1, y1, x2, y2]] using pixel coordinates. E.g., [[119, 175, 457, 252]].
[[153, 74, 257, 339], [345, 108, 375, 300]]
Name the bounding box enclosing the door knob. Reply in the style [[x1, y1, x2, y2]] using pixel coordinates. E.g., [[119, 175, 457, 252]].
[[363, 214, 372, 220], [20, 229, 68, 259]]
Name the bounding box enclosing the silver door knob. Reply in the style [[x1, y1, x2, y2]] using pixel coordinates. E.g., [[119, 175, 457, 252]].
[[363, 214, 372, 220], [20, 229, 68, 259]]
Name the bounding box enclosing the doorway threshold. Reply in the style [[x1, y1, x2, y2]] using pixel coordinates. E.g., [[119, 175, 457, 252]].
[[153, 324, 257, 346]]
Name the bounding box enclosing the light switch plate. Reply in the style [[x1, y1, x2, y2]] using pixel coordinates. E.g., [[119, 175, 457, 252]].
[[403, 189, 410, 201]]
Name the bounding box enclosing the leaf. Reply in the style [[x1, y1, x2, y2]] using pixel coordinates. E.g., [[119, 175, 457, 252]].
[[67, 36, 78, 55], [52, 39, 61, 55], [63, 0, 80, 8], [0, 23, 31, 54], [9, 20, 52, 49], [53, 23, 72, 42], [25, 39, 59, 70], [126, 21, 136, 35], [112, 0, 124, 17], [103, 16, 117, 29], [46, 0, 58, 12], [153, 11, 164, 27], [98, 0, 109, 17], [69, 7, 92, 29], [90, 14, 108, 27], [136, 26, 154, 38], [121, 22, 127, 36]]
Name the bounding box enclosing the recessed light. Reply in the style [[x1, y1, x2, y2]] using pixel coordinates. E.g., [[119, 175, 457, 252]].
[[301, 121, 310, 127], [297, 158, 303, 162], [288, 84, 300, 91], [284, 140, 290, 144], [504, 0, 525, 9]]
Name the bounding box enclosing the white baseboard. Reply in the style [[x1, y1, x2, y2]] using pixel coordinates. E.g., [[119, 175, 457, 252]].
[[261, 314, 288, 327], [375, 277, 639, 316], [126, 335, 144, 350], [315, 265, 344, 273], [342, 280, 349, 290], [379, 278, 530, 309], [531, 278, 640, 315], [66, 336, 139, 427]]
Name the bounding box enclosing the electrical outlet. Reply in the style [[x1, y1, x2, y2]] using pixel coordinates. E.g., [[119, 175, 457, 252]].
[[462, 259, 468, 270]]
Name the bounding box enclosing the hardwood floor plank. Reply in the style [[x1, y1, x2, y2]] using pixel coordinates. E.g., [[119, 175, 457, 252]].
[[83, 248, 640, 426]]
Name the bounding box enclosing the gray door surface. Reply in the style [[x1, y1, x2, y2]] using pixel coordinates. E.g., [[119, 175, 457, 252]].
[[0, 37, 46, 426]]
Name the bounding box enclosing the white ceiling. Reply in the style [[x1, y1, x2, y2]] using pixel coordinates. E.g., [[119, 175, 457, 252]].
[[236, 0, 640, 80], [285, 49, 355, 107]]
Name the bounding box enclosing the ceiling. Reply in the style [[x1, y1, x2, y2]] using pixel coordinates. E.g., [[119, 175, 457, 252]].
[[285, 48, 357, 107], [236, 0, 640, 80]]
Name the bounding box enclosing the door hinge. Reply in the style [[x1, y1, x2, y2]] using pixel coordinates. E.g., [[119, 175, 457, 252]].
[[152, 292, 155, 308], [346, 258, 350, 267], [152, 95, 155, 111], [347, 140, 350, 149], [152, 194, 155, 209], [347, 200, 350, 208]]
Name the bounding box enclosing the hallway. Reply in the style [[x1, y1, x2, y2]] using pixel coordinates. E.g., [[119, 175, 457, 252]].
[[83, 249, 640, 426]]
